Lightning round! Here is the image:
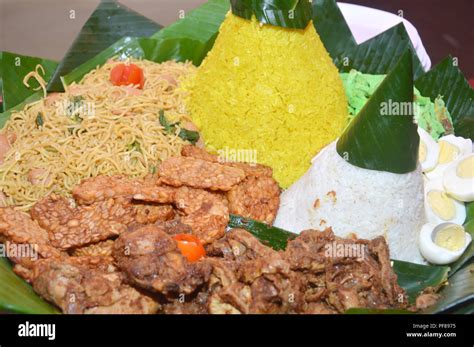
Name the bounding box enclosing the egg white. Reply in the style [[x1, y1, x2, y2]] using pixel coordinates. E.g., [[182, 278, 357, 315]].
[[419, 223, 472, 265], [417, 127, 439, 172], [443, 153, 474, 202], [424, 178, 466, 225]]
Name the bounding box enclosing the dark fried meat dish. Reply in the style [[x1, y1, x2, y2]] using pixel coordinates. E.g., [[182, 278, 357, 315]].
[[113, 225, 212, 297], [32, 256, 159, 314], [206, 228, 275, 261], [284, 229, 408, 312]]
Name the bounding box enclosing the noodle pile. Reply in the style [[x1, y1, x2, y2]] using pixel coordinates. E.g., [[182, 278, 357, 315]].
[[0, 59, 197, 209]]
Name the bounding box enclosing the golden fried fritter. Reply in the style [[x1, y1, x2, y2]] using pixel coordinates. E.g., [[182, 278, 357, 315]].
[[181, 145, 280, 224], [0, 207, 63, 280], [32, 256, 159, 314], [71, 239, 116, 257], [181, 145, 274, 178], [158, 156, 246, 191], [72, 175, 146, 205], [227, 175, 280, 224], [31, 195, 136, 249], [113, 225, 212, 297]]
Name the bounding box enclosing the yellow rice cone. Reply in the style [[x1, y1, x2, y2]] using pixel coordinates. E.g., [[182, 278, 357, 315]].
[[185, 12, 348, 188]]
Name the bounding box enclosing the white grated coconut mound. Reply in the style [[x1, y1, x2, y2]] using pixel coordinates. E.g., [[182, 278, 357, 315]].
[[274, 141, 427, 264]]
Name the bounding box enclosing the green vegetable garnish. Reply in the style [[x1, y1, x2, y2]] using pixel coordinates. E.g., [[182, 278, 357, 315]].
[[35, 112, 44, 128], [159, 110, 200, 145], [67, 96, 84, 123], [159, 109, 173, 133], [127, 140, 141, 153], [178, 129, 200, 145]]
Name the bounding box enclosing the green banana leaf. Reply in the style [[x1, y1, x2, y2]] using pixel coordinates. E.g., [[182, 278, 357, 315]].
[[415, 56, 474, 140], [0, 258, 59, 314], [228, 214, 297, 250], [466, 202, 474, 223], [47, 0, 162, 92], [336, 50, 420, 173], [448, 219, 474, 277], [230, 0, 313, 29], [0, 93, 43, 129], [425, 262, 474, 314], [313, 1, 423, 79], [0, 51, 57, 112], [151, 0, 229, 44], [312, 0, 357, 64], [392, 260, 450, 304]]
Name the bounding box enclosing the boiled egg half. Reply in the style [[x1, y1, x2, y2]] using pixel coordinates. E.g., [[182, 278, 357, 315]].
[[425, 135, 472, 180], [419, 222, 472, 265], [443, 153, 474, 202], [417, 127, 439, 172], [424, 177, 465, 225]]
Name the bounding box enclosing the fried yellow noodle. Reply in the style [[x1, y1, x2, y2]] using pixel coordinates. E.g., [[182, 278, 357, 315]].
[[0, 59, 197, 210]]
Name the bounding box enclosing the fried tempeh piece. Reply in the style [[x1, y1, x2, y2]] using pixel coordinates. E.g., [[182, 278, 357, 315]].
[[31, 194, 177, 250], [32, 256, 160, 314], [182, 145, 280, 224], [227, 175, 280, 224], [71, 239, 116, 257], [181, 145, 273, 178], [158, 156, 246, 191], [0, 207, 63, 281], [72, 175, 146, 205], [31, 195, 136, 249]]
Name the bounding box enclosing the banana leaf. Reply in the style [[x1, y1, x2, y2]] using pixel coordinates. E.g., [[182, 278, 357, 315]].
[[336, 50, 420, 173], [425, 263, 474, 314], [47, 0, 162, 92], [0, 51, 57, 112], [466, 202, 474, 223], [392, 260, 449, 304], [230, 0, 313, 29], [448, 219, 474, 277], [415, 56, 474, 140], [313, 1, 423, 79], [0, 258, 59, 314], [312, 0, 357, 63], [151, 0, 229, 44], [228, 214, 297, 250], [0, 93, 43, 129]]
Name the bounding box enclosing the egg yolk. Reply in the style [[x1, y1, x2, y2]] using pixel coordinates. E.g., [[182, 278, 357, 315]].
[[434, 224, 465, 251], [438, 141, 459, 164], [427, 190, 456, 220], [419, 141, 427, 163], [457, 156, 474, 178]]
